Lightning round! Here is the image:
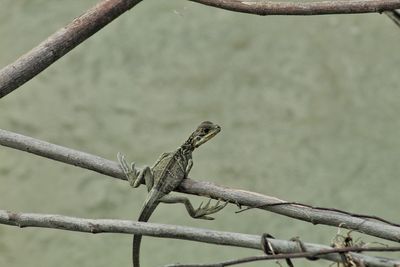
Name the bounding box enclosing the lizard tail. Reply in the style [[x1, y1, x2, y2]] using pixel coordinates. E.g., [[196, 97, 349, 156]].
[[132, 235, 142, 267], [132, 189, 164, 267]]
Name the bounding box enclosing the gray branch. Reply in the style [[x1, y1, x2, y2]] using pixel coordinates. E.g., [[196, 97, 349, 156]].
[[0, 0, 143, 98], [1, 128, 400, 243], [190, 0, 400, 16], [0, 209, 399, 267]]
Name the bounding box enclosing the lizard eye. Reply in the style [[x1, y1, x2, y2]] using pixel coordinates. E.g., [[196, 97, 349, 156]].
[[204, 128, 209, 134]]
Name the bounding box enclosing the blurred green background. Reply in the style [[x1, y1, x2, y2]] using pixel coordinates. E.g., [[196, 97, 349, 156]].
[[1, 0, 400, 266]]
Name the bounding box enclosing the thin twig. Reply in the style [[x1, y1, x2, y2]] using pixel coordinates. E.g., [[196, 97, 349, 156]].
[[164, 246, 400, 267], [0, 0, 143, 98], [1, 209, 399, 267], [236, 202, 400, 228], [1, 128, 400, 242], [190, 0, 400, 16]]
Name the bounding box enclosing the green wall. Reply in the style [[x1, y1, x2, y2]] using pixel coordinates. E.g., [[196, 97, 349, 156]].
[[1, 0, 400, 266]]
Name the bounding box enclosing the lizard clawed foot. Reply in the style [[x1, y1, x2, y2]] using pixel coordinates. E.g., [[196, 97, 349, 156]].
[[193, 199, 228, 220], [117, 152, 140, 187]]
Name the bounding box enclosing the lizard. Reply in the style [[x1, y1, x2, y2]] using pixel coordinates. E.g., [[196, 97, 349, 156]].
[[117, 121, 227, 267]]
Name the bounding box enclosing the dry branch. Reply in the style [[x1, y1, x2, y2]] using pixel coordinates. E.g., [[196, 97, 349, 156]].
[[1, 128, 400, 243], [1, 209, 399, 267], [0, 0, 143, 98], [190, 0, 400, 16]]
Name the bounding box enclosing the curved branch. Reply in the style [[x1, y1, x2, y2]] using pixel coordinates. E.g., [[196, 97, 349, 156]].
[[1, 128, 400, 243], [0, 0, 143, 99], [190, 0, 400, 16], [1, 209, 399, 267]]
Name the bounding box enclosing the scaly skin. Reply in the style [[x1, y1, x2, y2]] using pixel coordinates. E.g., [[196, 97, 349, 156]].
[[118, 121, 227, 267]]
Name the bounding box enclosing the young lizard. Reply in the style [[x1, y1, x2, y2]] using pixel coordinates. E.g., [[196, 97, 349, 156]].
[[118, 121, 227, 267]]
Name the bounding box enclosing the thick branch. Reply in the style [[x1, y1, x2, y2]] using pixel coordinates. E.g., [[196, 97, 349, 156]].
[[190, 0, 400, 16], [0, 0, 143, 99], [0, 129, 124, 179], [1, 128, 400, 243], [1, 209, 399, 267]]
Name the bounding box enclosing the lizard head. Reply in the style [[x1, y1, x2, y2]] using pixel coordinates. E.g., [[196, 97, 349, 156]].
[[190, 121, 221, 149]]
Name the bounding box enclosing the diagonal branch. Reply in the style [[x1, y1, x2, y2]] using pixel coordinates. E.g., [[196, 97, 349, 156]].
[[0, 128, 124, 179], [385, 9, 400, 27], [189, 0, 400, 16], [1, 128, 400, 242], [1, 209, 399, 267], [0, 0, 143, 99]]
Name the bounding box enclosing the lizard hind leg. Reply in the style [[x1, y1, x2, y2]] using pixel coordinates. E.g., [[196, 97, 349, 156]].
[[117, 152, 154, 190], [159, 195, 227, 220]]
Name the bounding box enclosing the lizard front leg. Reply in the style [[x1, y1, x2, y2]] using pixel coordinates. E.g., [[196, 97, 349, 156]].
[[185, 158, 193, 177], [159, 195, 227, 220]]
